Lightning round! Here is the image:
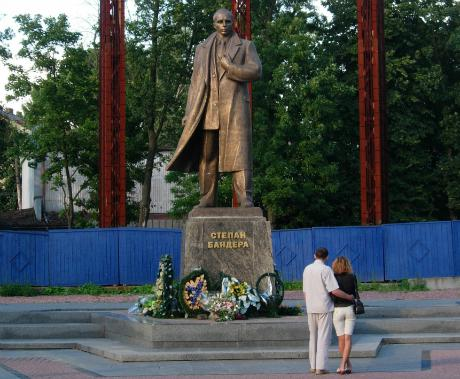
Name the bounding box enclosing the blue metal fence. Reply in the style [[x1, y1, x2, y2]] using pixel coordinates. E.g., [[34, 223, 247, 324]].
[[452, 221, 460, 277], [383, 221, 454, 280], [0, 231, 49, 286], [0, 221, 458, 286], [48, 229, 119, 286], [311, 226, 384, 282], [118, 228, 181, 284], [272, 228, 313, 282]]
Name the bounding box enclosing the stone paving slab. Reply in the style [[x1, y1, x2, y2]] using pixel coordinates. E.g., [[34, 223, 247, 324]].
[[1, 344, 460, 378], [0, 297, 460, 378]]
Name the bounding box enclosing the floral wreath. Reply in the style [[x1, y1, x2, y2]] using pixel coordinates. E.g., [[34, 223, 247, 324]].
[[178, 269, 210, 316], [128, 254, 175, 318]]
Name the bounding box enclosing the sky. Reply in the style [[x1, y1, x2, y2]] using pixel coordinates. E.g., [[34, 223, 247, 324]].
[[0, 0, 137, 113], [0, 0, 326, 114]]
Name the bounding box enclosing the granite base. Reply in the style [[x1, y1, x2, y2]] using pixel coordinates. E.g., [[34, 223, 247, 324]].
[[181, 207, 274, 287]]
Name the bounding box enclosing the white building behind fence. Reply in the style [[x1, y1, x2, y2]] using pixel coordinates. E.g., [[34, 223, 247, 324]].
[[21, 155, 176, 221]]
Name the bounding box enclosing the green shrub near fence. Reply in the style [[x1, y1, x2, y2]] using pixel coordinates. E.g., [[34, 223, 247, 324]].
[[0, 280, 427, 297]]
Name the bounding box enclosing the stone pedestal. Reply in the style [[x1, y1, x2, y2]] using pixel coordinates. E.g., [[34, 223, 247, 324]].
[[182, 207, 274, 287]]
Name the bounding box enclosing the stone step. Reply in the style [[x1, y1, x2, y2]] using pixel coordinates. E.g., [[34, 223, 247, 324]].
[[96, 312, 460, 349], [96, 313, 310, 348], [2, 333, 460, 362], [286, 303, 460, 319], [2, 311, 459, 346], [355, 317, 460, 334], [284, 300, 460, 319], [2, 306, 460, 325], [0, 311, 92, 324], [361, 305, 460, 319], [0, 336, 379, 361], [0, 323, 104, 339], [0, 338, 81, 349]]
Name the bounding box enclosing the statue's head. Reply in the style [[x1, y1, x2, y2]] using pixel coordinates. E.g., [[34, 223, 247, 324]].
[[213, 8, 233, 38]]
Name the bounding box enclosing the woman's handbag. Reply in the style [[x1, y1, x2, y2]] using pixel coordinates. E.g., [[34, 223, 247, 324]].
[[353, 275, 365, 315], [353, 299, 365, 315]]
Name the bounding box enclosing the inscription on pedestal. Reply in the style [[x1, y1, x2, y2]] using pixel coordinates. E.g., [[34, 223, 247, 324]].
[[206, 232, 250, 249], [182, 208, 274, 287], [204, 223, 252, 250]]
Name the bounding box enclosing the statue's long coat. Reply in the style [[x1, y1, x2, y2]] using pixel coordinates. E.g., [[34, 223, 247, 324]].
[[166, 32, 262, 173]]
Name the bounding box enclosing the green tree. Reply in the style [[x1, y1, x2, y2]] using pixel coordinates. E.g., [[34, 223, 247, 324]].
[[0, 25, 17, 211], [320, 0, 460, 223], [383, 0, 459, 221], [437, 2, 460, 219], [0, 116, 27, 211], [6, 14, 98, 227], [165, 0, 460, 226], [248, 1, 360, 228], [0, 25, 13, 60]]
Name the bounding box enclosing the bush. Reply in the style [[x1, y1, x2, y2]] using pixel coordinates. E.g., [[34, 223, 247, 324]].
[[0, 284, 38, 297]]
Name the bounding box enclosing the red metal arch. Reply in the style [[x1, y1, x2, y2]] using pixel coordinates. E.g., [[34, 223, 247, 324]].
[[98, 0, 387, 224]]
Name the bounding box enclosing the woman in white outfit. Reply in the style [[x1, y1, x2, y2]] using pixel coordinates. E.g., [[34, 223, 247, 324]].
[[332, 256, 357, 375]]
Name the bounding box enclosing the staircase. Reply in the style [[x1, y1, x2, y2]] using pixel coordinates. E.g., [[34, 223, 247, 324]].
[[1, 300, 460, 362]]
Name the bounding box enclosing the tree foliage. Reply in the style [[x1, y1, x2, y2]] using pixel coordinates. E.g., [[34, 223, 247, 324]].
[[167, 0, 459, 226], [0, 25, 13, 60], [0, 116, 27, 212], [6, 14, 98, 227], [380, 0, 460, 221], [250, 1, 360, 227], [1, 0, 458, 228]]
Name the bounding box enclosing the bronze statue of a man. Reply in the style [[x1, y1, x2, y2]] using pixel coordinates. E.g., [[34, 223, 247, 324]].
[[166, 8, 262, 208]]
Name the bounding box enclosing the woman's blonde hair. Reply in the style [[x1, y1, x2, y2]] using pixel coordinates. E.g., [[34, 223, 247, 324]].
[[332, 256, 353, 274]]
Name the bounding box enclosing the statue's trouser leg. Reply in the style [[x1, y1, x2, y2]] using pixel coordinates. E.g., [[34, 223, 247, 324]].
[[232, 170, 254, 207], [198, 130, 218, 207]]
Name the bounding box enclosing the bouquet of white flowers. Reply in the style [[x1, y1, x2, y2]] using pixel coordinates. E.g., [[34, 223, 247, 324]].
[[206, 293, 239, 321]]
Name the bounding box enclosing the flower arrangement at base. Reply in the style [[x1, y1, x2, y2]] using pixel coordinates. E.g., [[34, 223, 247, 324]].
[[256, 272, 285, 317], [140, 295, 161, 316], [178, 269, 210, 317], [222, 276, 261, 316], [154, 255, 174, 317], [206, 293, 239, 322], [128, 255, 177, 318], [256, 272, 285, 307]]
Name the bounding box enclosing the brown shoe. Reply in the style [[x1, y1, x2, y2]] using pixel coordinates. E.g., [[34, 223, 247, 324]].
[[315, 369, 330, 375], [310, 369, 316, 373]]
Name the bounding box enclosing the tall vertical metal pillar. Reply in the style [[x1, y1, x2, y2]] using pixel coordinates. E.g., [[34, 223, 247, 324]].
[[231, 0, 251, 207], [99, 0, 126, 227], [357, 0, 388, 225]]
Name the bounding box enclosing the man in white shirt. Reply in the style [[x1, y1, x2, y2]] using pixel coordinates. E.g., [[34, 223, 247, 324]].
[[303, 247, 354, 375]]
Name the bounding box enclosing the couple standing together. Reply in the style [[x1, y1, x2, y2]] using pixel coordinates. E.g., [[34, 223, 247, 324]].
[[303, 248, 358, 375]]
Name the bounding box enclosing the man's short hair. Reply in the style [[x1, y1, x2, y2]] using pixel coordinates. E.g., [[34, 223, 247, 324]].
[[315, 247, 329, 260], [213, 8, 233, 21]]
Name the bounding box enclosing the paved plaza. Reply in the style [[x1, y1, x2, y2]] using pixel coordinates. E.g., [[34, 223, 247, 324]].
[[1, 345, 460, 378], [1, 292, 460, 378]]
